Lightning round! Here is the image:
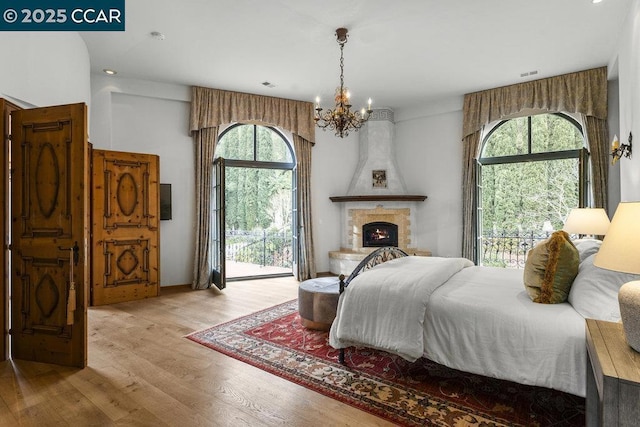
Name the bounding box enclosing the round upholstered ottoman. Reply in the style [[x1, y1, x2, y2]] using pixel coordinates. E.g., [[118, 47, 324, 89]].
[[298, 277, 341, 331]]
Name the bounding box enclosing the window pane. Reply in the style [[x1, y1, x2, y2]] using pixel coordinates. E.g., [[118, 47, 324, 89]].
[[481, 158, 579, 233], [480, 158, 579, 268], [482, 117, 528, 157], [531, 114, 583, 153], [215, 124, 254, 160], [256, 127, 293, 162], [225, 167, 292, 230]]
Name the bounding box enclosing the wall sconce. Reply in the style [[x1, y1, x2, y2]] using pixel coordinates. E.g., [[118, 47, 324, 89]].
[[611, 132, 632, 165]]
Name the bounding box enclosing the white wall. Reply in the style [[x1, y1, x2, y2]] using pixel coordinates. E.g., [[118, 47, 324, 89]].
[[607, 78, 621, 214], [613, 0, 640, 202], [395, 101, 464, 257], [0, 33, 90, 107], [310, 130, 359, 273], [90, 75, 194, 286]]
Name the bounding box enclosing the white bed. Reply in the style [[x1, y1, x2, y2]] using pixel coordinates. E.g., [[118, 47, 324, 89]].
[[329, 241, 639, 397]]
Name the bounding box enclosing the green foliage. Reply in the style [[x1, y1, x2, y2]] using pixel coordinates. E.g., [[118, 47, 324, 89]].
[[481, 114, 583, 235], [216, 124, 293, 232]]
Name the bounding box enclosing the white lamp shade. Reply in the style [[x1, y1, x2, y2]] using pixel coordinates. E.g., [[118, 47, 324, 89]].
[[562, 208, 610, 236], [593, 202, 640, 274]]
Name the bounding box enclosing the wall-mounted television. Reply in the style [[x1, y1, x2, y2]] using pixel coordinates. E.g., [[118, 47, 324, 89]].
[[160, 183, 172, 220]]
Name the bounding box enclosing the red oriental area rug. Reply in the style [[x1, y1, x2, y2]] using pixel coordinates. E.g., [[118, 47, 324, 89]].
[[186, 300, 585, 427]]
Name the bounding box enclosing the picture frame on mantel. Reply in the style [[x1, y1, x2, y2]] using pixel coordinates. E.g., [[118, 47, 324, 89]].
[[372, 170, 387, 188]]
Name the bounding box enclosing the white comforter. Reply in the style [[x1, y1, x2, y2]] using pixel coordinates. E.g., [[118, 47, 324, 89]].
[[424, 266, 586, 397], [329, 256, 474, 361], [329, 257, 587, 397]]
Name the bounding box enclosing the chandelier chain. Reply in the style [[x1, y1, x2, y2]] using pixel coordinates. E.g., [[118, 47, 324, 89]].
[[339, 43, 345, 98]]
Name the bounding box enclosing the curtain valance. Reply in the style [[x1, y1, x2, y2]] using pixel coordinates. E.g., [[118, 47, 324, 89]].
[[189, 86, 315, 144], [462, 67, 608, 139]]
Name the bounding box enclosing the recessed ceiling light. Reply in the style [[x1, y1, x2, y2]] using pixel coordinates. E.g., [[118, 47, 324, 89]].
[[592, 0, 603, 3], [150, 31, 165, 40], [103, 69, 117, 75]]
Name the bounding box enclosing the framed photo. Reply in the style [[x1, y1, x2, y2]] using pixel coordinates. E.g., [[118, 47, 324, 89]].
[[372, 170, 387, 188]]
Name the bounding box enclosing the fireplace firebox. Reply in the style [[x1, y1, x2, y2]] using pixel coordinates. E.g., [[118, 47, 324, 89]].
[[362, 222, 398, 247]]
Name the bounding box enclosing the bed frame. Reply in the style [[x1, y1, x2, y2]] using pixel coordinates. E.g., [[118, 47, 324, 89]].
[[336, 246, 409, 363]]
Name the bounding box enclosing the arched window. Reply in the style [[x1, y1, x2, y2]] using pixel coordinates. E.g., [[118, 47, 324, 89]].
[[214, 124, 296, 280], [477, 113, 589, 267], [216, 124, 294, 163]]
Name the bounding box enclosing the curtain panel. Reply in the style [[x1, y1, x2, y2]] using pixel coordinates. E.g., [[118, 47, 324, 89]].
[[192, 127, 218, 289], [293, 134, 317, 280], [189, 86, 317, 285], [461, 67, 609, 261]]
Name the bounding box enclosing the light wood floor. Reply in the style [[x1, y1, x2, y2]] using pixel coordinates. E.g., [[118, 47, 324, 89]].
[[0, 277, 393, 426]]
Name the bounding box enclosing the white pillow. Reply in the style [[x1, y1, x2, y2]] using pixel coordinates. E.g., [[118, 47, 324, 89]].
[[568, 253, 640, 321], [571, 238, 602, 263]]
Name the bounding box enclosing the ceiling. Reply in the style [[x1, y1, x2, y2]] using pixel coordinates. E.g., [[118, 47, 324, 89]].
[[79, 0, 631, 111]]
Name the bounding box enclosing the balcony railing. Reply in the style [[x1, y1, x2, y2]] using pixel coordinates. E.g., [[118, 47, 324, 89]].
[[480, 230, 552, 268], [226, 228, 292, 268]]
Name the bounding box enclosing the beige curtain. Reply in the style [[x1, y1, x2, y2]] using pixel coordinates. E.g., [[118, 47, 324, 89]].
[[461, 67, 609, 261], [192, 127, 218, 289], [190, 86, 317, 284], [293, 134, 316, 280], [461, 130, 482, 261], [582, 115, 609, 209]]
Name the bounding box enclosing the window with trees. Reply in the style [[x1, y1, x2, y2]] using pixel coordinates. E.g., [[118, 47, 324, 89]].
[[215, 124, 295, 279], [478, 113, 588, 268]]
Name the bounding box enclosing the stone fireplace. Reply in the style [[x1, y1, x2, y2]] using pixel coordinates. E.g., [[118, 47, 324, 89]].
[[350, 206, 408, 250], [328, 109, 431, 275]]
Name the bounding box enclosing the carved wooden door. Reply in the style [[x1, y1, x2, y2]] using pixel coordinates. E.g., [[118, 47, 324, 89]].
[[91, 149, 159, 306], [1, 99, 20, 361], [10, 103, 89, 368]]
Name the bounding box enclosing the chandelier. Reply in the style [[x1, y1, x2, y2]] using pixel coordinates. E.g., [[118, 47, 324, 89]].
[[314, 28, 372, 138]]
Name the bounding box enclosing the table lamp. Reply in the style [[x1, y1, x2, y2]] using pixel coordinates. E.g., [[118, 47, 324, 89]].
[[562, 207, 610, 238], [593, 202, 640, 352]]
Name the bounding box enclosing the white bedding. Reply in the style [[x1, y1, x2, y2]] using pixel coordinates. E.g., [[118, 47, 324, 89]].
[[329, 256, 473, 361], [423, 266, 586, 397], [329, 256, 591, 397]]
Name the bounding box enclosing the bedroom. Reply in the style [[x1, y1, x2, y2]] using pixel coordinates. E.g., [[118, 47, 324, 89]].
[[1, 0, 638, 288], [1, 0, 640, 424]]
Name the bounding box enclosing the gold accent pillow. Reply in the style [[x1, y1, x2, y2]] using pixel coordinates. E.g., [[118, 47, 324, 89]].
[[524, 230, 580, 304]]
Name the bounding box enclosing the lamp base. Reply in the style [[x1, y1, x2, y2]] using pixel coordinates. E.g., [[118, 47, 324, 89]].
[[619, 280, 640, 353]]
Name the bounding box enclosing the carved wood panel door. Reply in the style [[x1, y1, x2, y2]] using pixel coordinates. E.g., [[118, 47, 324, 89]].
[[10, 103, 89, 368], [91, 149, 159, 306], [1, 99, 20, 361]]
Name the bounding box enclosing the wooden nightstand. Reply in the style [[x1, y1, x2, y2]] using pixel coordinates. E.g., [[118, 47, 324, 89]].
[[586, 319, 640, 426]]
